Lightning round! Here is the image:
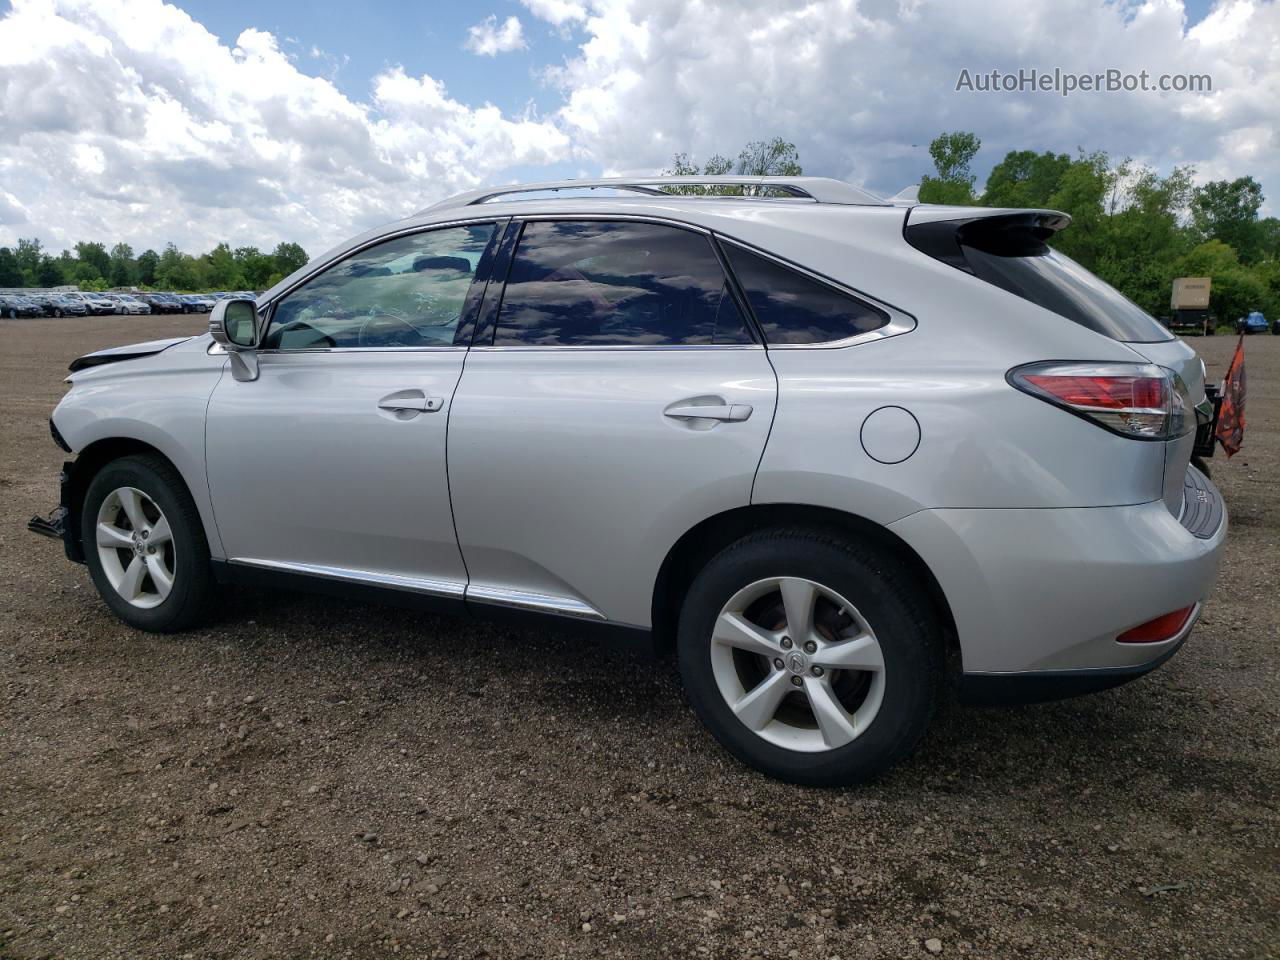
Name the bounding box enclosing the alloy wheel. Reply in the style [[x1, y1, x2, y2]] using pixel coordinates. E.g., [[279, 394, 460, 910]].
[[95, 486, 176, 609], [710, 577, 886, 752]]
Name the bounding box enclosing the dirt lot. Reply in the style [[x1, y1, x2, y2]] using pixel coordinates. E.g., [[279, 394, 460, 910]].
[[1, 316, 1277, 960]]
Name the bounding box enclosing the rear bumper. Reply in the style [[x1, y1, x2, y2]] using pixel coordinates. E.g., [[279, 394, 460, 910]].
[[889, 468, 1226, 678]]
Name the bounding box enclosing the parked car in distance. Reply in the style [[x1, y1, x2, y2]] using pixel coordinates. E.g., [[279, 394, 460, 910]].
[[1237, 310, 1269, 334], [104, 294, 152, 315], [32, 175, 1228, 786], [64, 291, 117, 316], [134, 293, 173, 314], [0, 293, 44, 317], [30, 293, 89, 317], [180, 294, 216, 312]]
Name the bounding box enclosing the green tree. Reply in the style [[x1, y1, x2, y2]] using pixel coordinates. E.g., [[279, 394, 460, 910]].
[[73, 241, 111, 279], [1192, 176, 1265, 263], [981, 150, 1073, 209], [203, 242, 245, 289], [14, 238, 43, 285], [0, 247, 23, 286], [235, 246, 277, 289], [272, 242, 308, 277], [156, 242, 203, 290], [35, 255, 64, 287], [135, 249, 159, 286], [109, 242, 136, 287], [919, 131, 981, 205]]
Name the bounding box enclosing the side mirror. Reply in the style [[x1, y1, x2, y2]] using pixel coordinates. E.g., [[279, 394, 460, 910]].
[[209, 298, 262, 382], [209, 298, 259, 349]]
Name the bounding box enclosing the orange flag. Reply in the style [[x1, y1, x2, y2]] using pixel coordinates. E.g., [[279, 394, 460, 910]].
[[1215, 335, 1246, 457]]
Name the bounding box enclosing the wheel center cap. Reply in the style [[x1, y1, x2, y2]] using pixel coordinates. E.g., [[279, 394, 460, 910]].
[[785, 650, 808, 675], [132, 534, 145, 556]]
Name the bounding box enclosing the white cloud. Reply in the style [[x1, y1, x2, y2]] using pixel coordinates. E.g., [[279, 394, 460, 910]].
[[0, 0, 565, 255], [0, 0, 1277, 259], [545, 0, 1280, 211], [521, 0, 588, 27], [464, 15, 528, 56]]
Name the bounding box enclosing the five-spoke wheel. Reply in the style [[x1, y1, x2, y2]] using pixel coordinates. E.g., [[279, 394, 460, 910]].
[[95, 486, 176, 609], [678, 530, 941, 786], [711, 577, 886, 752]]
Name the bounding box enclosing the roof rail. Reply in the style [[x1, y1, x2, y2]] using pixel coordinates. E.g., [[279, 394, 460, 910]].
[[418, 176, 888, 214]]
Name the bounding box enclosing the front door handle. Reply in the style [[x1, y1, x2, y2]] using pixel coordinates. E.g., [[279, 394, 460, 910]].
[[664, 403, 752, 422], [378, 390, 443, 414]]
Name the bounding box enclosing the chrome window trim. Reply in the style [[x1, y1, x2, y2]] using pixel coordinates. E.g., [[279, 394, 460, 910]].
[[715, 235, 917, 350], [470, 343, 764, 353], [229, 558, 466, 599], [254, 345, 468, 356], [464, 583, 605, 620]]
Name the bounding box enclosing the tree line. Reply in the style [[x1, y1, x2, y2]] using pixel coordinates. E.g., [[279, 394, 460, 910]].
[[0, 238, 309, 293], [670, 134, 1280, 327]]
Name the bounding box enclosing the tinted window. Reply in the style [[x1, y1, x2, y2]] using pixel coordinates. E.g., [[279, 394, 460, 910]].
[[959, 244, 1172, 343], [494, 220, 752, 346], [723, 244, 889, 344], [264, 223, 496, 350]]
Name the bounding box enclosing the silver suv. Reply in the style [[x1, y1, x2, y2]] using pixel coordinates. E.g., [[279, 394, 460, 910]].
[[32, 176, 1227, 785]]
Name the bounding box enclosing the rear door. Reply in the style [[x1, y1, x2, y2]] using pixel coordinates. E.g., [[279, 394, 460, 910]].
[[448, 218, 777, 626]]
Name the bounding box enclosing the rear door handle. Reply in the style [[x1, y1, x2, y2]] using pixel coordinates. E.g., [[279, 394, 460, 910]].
[[664, 403, 752, 422]]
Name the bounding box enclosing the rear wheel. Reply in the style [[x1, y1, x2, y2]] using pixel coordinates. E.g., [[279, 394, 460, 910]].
[[81, 455, 215, 632], [678, 530, 942, 786]]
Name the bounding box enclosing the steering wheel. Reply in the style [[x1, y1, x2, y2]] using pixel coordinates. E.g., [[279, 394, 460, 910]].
[[358, 313, 422, 347]]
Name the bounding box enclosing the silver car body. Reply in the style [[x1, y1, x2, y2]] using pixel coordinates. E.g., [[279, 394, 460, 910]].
[[49, 177, 1226, 684]]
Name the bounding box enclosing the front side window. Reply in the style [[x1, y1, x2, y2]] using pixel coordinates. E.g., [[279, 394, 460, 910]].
[[724, 243, 890, 345], [264, 223, 497, 350], [493, 220, 753, 346]]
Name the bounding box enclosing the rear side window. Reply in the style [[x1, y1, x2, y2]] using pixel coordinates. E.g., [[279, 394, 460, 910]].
[[723, 244, 889, 345], [906, 214, 1172, 343], [960, 244, 1172, 342], [493, 220, 753, 346]]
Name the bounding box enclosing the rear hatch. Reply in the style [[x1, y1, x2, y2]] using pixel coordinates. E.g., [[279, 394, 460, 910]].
[[905, 206, 1202, 515]]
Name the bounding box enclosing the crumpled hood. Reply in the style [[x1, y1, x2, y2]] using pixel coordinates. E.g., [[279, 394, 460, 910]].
[[68, 336, 193, 373]]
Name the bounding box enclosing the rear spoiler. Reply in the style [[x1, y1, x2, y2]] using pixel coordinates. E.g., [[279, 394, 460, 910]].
[[68, 336, 191, 373], [905, 208, 1071, 274]]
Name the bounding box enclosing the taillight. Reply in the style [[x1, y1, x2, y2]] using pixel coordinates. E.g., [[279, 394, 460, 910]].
[[1008, 362, 1192, 440], [1116, 605, 1196, 643]]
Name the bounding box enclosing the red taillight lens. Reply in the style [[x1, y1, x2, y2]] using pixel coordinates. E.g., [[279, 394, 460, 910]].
[[1116, 605, 1196, 643], [1023, 374, 1165, 411], [1009, 362, 1190, 440]]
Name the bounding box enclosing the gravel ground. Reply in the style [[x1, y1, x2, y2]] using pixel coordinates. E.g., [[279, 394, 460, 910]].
[[1, 316, 1277, 960]]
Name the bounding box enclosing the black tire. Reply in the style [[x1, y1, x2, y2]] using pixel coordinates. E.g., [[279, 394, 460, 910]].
[[6, 308, 15, 319], [677, 529, 942, 786], [53, 308, 64, 318], [81, 455, 215, 632], [1191, 455, 1212, 479]]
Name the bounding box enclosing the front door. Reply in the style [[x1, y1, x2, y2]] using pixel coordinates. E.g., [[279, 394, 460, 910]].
[[448, 218, 778, 626], [205, 221, 502, 597]]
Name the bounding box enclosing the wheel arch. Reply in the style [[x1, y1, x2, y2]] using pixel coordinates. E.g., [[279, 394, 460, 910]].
[[650, 503, 959, 659], [65, 438, 212, 563]]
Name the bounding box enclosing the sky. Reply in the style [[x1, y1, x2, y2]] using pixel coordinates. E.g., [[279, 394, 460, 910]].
[[0, 0, 1275, 259]]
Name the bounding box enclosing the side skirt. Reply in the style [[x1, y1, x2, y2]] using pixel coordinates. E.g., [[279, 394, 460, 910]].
[[209, 559, 656, 656]]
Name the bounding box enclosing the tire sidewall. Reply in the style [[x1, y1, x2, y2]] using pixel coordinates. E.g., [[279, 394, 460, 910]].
[[678, 534, 939, 786], [81, 458, 209, 632]]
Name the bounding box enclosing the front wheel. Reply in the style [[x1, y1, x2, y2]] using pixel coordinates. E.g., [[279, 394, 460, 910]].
[[81, 455, 215, 632], [678, 530, 942, 786]]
